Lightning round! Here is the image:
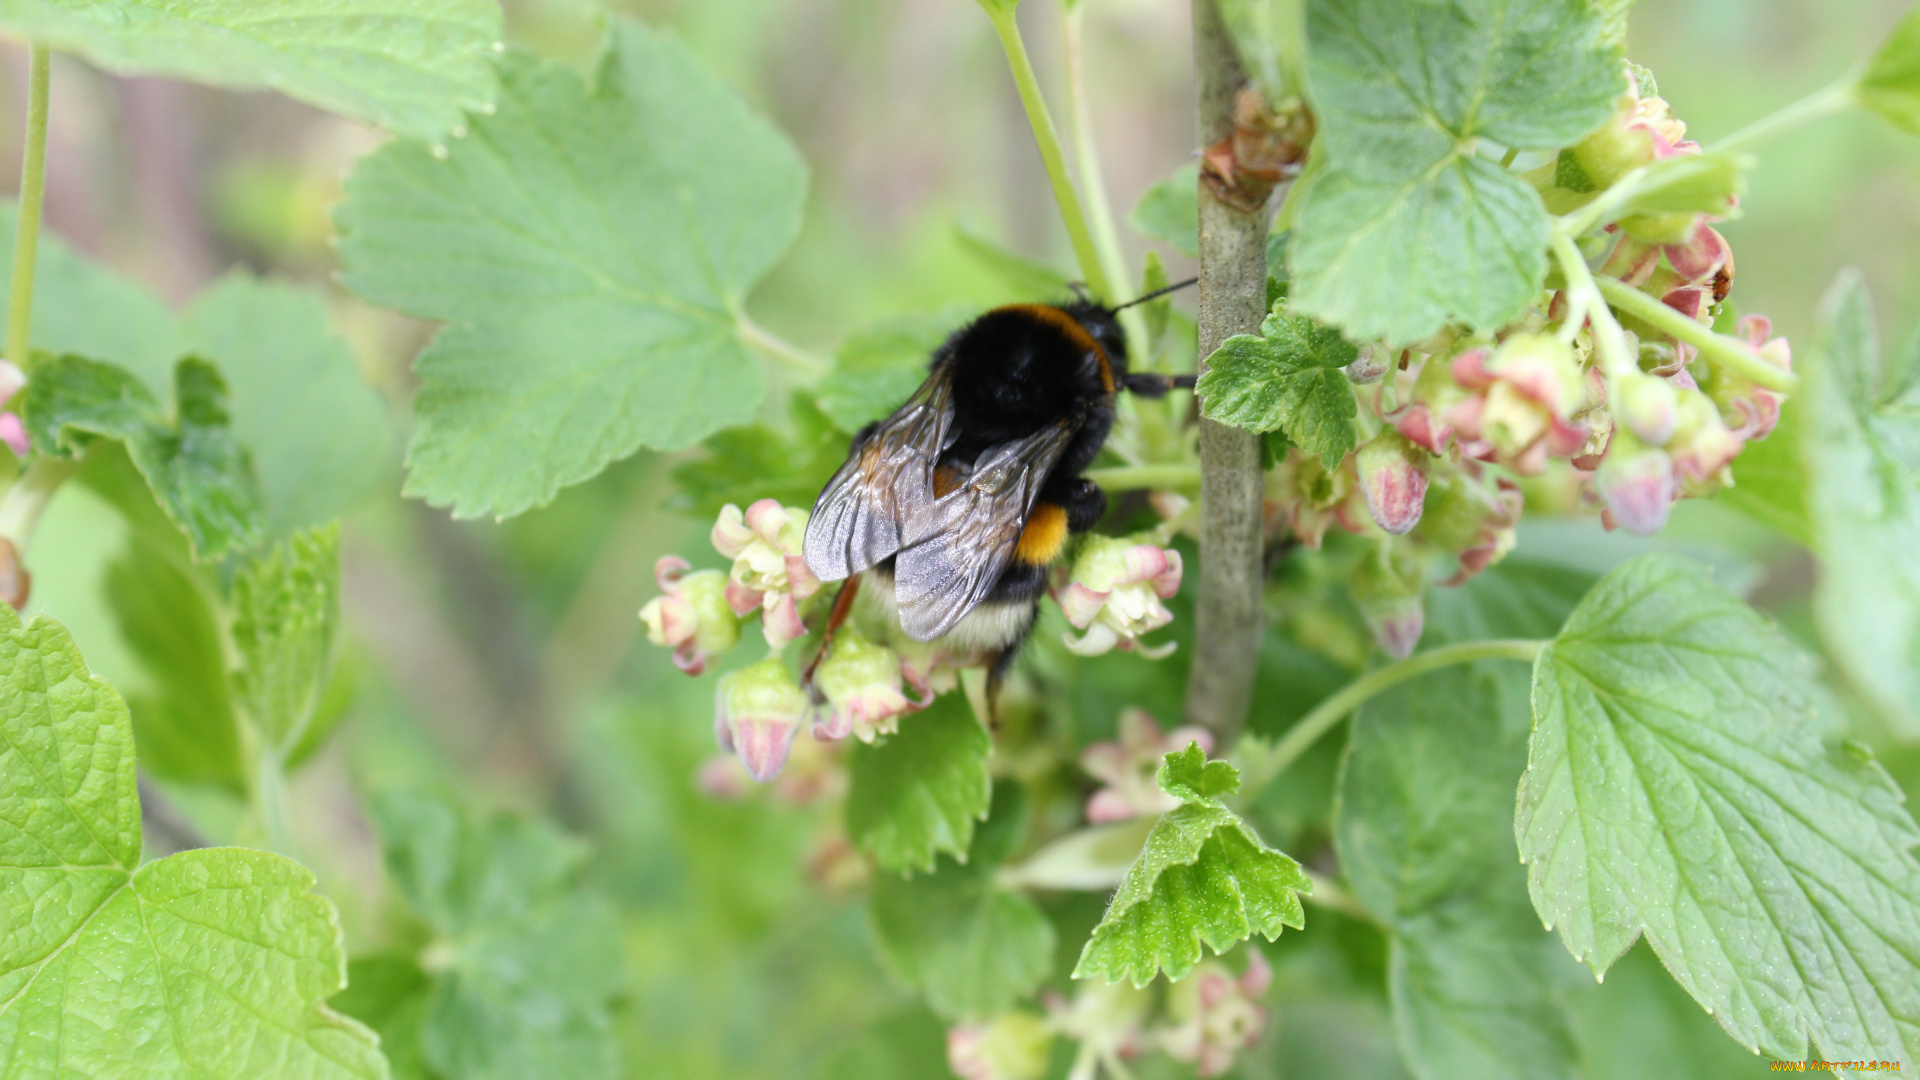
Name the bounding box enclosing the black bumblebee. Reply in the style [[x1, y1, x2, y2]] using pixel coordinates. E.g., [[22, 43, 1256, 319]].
[[802, 286, 1192, 681]]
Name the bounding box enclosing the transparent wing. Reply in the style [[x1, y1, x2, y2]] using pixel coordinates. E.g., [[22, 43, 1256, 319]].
[[803, 369, 956, 583], [893, 417, 1078, 642]]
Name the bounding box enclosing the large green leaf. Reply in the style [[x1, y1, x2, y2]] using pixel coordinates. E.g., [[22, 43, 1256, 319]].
[[1337, 560, 1596, 1080], [869, 786, 1053, 1019], [19, 354, 264, 559], [1074, 744, 1309, 987], [370, 789, 626, 1080], [1289, 0, 1621, 345], [1517, 554, 1920, 1062], [846, 692, 993, 875], [1195, 310, 1358, 466], [1803, 272, 1920, 737], [0, 0, 499, 140], [336, 19, 808, 518], [0, 603, 384, 1077], [184, 274, 394, 536]]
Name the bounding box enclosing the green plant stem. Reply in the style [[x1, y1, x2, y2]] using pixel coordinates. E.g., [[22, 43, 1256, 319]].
[[1300, 868, 1375, 923], [984, 5, 1115, 302], [1550, 233, 1635, 380], [1595, 275, 1800, 394], [0, 456, 76, 550], [1084, 462, 1201, 491], [1061, 5, 1145, 352], [247, 743, 296, 857], [7, 44, 49, 371], [1237, 639, 1545, 803], [736, 314, 830, 378], [1499, 145, 1520, 168], [1709, 76, 1858, 156]]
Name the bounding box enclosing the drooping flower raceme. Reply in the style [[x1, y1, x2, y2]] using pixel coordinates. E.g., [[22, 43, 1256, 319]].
[[639, 556, 741, 675], [712, 499, 821, 648], [1058, 536, 1183, 658], [1080, 709, 1214, 823]]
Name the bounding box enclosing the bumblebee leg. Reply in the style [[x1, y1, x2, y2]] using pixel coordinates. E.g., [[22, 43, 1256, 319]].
[[1050, 475, 1108, 532], [802, 573, 861, 690]]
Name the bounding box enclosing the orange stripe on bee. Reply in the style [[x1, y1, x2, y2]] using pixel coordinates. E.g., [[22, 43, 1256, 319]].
[[999, 303, 1114, 393], [1014, 503, 1070, 566], [933, 464, 964, 498]]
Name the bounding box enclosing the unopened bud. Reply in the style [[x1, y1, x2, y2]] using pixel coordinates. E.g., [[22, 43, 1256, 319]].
[[1595, 438, 1676, 535], [0, 413, 27, 460], [1356, 429, 1429, 535], [948, 1013, 1053, 1080], [1616, 374, 1678, 446], [714, 656, 809, 782], [812, 628, 912, 742], [1343, 345, 1391, 385], [1350, 545, 1424, 659]]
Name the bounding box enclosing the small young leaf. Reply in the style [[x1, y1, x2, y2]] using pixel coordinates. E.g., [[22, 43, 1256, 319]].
[[336, 20, 807, 518], [370, 788, 626, 1080], [1195, 312, 1358, 466], [1130, 163, 1200, 257], [1289, 0, 1621, 345], [0, 604, 384, 1077], [1517, 554, 1920, 1063], [1804, 272, 1920, 737], [232, 524, 342, 753], [1158, 741, 1240, 804], [1859, 5, 1920, 137], [184, 274, 394, 537], [870, 786, 1053, 1018], [0, 0, 500, 140], [20, 354, 264, 559], [846, 692, 992, 874]]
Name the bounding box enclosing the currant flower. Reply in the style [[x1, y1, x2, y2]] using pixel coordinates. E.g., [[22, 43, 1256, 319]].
[[711, 499, 821, 648], [811, 627, 913, 742], [713, 655, 809, 782], [1156, 952, 1272, 1078], [1350, 543, 1425, 659], [639, 556, 741, 675], [1356, 428, 1429, 535], [1080, 709, 1214, 823], [1058, 536, 1183, 658]]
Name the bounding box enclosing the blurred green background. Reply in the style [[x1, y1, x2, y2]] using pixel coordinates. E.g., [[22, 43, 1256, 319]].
[[9, 0, 1918, 1076]]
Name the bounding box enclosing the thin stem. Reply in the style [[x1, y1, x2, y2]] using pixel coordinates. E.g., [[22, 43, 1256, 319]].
[[1084, 462, 1201, 491], [1553, 164, 1651, 240], [1595, 275, 1799, 394], [1499, 145, 1520, 168], [984, 6, 1115, 302], [1062, 6, 1145, 352], [1237, 639, 1545, 803], [735, 314, 830, 378], [1300, 868, 1375, 924], [8, 44, 49, 371], [1709, 76, 1858, 157], [1551, 233, 1635, 380], [1182, 0, 1270, 747], [0, 456, 76, 548]]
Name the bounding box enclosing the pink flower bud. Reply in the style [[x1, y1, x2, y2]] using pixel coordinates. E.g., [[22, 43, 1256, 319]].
[[1356, 429, 1429, 535], [0, 413, 27, 460], [1350, 545, 1425, 659], [1595, 442, 1676, 535], [1661, 286, 1706, 322], [1080, 709, 1213, 822], [812, 628, 913, 743], [714, 656, 809, 782], [640, 556, 741, 675]]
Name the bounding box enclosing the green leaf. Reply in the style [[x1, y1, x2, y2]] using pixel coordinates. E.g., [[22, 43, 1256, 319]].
[[370, 788, 626, 1080], [1195, 311, 1358, 466], [1158, 741, 1240, 804], [1130, 163, 1199, 257], [184, 273, 394, 536], [336, 20, 807, 519], [1289, 0, 1621, 345], [0, 0, 500, 140], [1338, 560, 1596, 1080], [815, 308, 969, 432], [1074, 747, 1307, 987], [1716, 396, 1811, 546], [0, 603, 384, 1077], [1860, 5, 1920, 137], [333, 956, 437, 1080], [951, 220, 1074, 297], [19, 354, 264, 559], [1803, 272, 1920, 736], [0, 203, 180, 391], [846, 692, 992, 874], [1516, 554, 1920, 1062], [870, 786, 1054, 1018], [232, 523, 342, 752], [668, 395, 849, 518]]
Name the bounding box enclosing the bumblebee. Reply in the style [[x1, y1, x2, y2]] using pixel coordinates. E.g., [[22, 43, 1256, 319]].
[[802, 286, 1192, 684]]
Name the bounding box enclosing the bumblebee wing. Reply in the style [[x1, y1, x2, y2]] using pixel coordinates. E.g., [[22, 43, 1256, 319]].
[[893, 417, 1078, 642], [803, 368, 956, 582]]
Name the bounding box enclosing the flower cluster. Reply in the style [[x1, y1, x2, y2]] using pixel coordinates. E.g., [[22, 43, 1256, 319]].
[[1079, 709, 1213, 822], [710, 499, 821, 647], [1262, 70, 1787, 659], [1158, 952, 1273, 1077]]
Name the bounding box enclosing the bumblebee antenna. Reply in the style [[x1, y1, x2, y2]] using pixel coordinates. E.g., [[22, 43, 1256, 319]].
[[1112, 276, 1199, 311]]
